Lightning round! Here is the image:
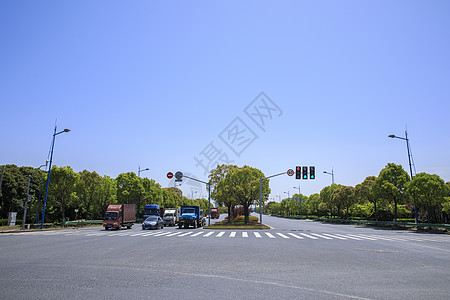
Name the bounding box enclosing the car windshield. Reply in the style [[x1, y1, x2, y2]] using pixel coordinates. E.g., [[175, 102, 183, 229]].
[[145, 217, 158, 222], [104, 212, 118, 220], [184, 208, 195, 214], [164, 214, 172, 218]]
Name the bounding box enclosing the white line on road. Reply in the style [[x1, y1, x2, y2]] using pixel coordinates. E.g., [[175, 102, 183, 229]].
[[166, 232, 183, 237], [254, 232, 262, 238], [276, 233, 290, 239], [178, 231, 193, 237], [242, 232, 248, 238], [203, 232, 214, 237], [229, 232, 236, 237], [190, 232, 204, 237], [322, 233, 347, 240], [216, 231, 225, 237], [287, 233, 304, 239], [310, 233, 333, 240], [299, 233, 319, 240], [265, 232, 276, 238]]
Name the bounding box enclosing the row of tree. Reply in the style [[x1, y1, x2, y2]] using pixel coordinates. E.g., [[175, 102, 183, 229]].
[[263, 163, 450, 224], [0, 165, 209, 225]]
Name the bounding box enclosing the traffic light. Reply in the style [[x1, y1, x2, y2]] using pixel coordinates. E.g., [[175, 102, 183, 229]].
[[295, 166, 301, 179], [302, 166, 308, 179], [310, 166, 315, 179]]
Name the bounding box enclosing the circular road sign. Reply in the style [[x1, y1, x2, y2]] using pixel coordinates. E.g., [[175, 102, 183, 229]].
[[167, 172, 174, 179], [175, 171, 183, 180], [287, 169, 294, 176]]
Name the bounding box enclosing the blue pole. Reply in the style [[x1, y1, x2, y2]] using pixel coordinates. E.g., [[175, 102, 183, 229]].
[[41, 126, 57, 229]]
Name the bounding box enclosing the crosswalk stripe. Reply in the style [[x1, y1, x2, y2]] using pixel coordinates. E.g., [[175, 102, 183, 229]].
[[287, 233, 304, 239], [153, 231, 171, 237], [310, 233, 333, 240], [276, 233, 290, 239], [299, 233, 319, 240], [216, 231, 225, 237], [254, 232, 262, 238], [242, 232, 248, 238], [190, 232, 204, 237], [130, 232, 148, 237], [203, 232, 214, 237], [229, 232, 236, 237], [334, 234, 362, 240], [322, 233, 347, 240], [166, 232, 183, 237], [265, 232, 276, 238], [178, 231, 193, 237], [347, 234, 377, 241]]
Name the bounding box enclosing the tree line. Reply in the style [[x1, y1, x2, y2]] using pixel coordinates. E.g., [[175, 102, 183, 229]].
[[263, 163, 450, 224], [0, 165, 209, 225]]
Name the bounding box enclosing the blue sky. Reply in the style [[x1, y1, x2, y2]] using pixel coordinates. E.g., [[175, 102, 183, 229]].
[[1, 0, 449, 201]]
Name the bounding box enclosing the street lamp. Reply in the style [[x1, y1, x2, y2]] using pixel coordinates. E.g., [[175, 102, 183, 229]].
[[323, 169, 335, 185], [388, 130, 418, 224], [41, 126, 70, 229], [293, 185, 302, 218], [138, 166, 150, 177], [284, 191, 290, 199], [137, 166, 150, 221]]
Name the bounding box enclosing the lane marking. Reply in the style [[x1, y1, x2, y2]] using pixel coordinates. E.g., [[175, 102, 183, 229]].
[[287, 233, 304, 239], [178, 231, 193, 237], [190, 232, 204, 237], [254, 232, 262, 238], [334, 234, 362, 240], [166, 232, 183, 237], [322, 233, 347, 240], [299, 233, 319, 240], [242, 232, 248, 238], [276, 233, 290, 239], [216, 231, 225, 237], [265, 232, 276, 239], [203, 232, 214, 237], [310, 233, 332, 240], [229, 232, 236, 238]]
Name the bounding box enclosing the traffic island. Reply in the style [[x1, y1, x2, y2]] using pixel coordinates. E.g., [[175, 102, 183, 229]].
[[204, 215, 271, 230]]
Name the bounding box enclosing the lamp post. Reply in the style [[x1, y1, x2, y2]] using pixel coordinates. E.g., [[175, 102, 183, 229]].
[[41, 126, 70, 229], [323, 169, 335, 185], [137, 166, 150, 221], [22, 162, 47, 230], [138, 166, 150, 177], [293, 185, 302, 218], [388, 130, 418, 224]]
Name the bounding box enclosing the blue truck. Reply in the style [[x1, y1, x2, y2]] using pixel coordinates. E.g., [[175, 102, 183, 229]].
[[179, 205, 205, 229], [142, 204, 163, 219]]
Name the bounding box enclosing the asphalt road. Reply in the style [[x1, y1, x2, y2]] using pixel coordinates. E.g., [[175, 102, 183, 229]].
[[1, 214, 449, 300]]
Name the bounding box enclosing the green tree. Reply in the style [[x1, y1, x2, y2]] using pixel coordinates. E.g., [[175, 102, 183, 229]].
[[216, 166, 270, 224], [319, 184, 342, 217], [406, 173, 449, 223], [47, 166, 77, 225], [75, 170, 102, 220], [355, 176, 379, 220], [92, 175, 117, 219], [307, 193, 320, 216], [210, 164, 239, 221], [373, 163, 410, 221], [331, 186, 355, 218]]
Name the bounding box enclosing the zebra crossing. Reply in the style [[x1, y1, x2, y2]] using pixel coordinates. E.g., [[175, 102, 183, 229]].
[[2, 229, 450, 243]]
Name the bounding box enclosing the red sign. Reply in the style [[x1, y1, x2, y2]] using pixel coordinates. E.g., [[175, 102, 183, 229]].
[[287, 169, 294, 176], [167, 172, 174, 179]]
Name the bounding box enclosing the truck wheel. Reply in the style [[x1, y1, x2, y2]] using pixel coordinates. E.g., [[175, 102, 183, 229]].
[[127, 226, 131, 229], [179, 224, 182, 229], [105, 227, 109, 231], [193, 221, 197, 229]]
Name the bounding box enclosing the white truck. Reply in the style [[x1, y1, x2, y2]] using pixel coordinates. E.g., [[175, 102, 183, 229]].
[[163, 208, 180, 226]]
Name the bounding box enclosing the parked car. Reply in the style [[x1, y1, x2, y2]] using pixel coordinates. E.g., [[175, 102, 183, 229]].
[[142, 216, 164, 230]]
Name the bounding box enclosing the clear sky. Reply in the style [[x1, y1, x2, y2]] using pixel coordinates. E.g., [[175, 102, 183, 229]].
[[1, 0, 449, 201]]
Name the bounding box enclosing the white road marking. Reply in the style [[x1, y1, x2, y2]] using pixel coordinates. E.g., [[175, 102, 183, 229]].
[[178, 231, 193, 237], [310, 233, 333, 240], [242, 232, 248, 238], [287, 233, 304, 239], [190, 232, 204, 237], [203, 232, 214, 237], [265, 232, 276, 239], [216, 231, 225, 237], [229, 232, 236, 238], [254, 232, 262, 238], [322, 233, 347, 240], [299, 233, 319, 240], [276, 233, 290, 239]]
